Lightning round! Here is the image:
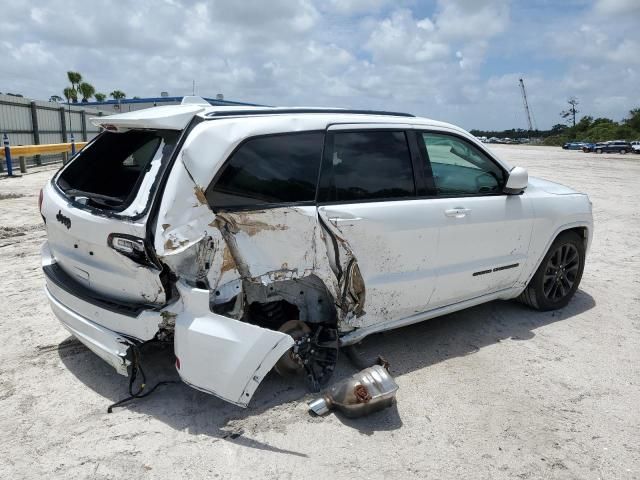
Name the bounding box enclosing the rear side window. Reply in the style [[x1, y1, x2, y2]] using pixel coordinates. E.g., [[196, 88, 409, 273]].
[[319, 131, 415, 202], [206, 132, 323, 209]]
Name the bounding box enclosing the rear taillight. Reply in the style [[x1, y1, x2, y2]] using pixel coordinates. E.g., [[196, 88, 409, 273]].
[[38, 188, 44, 213], [108, 233, 160, 269], [110, 235, 145, 255]]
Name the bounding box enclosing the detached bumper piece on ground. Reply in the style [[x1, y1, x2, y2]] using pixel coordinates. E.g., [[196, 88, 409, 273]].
[[308, 365, 399, 418]]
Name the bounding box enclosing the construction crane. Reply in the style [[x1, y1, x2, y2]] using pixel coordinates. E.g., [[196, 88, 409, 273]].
[[519, 78, 535, 134]]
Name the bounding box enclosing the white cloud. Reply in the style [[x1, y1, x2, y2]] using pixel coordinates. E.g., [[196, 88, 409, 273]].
[[325, 0, 392, 15], [365, 9, 450, 64], [435, 0, 510, 40], [593, 0, 640, 15], [0, 0, 637, 130]]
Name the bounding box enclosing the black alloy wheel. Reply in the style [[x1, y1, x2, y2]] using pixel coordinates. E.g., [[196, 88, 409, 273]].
[[542, 243, 580, 302], [518, 231, 586, 311]]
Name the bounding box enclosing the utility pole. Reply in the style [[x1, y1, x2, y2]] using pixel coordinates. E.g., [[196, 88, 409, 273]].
[[519, 78, 534, 137]]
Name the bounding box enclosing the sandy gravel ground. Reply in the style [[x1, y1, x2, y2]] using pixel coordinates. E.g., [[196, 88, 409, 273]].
[[0, 145, 638, 479]]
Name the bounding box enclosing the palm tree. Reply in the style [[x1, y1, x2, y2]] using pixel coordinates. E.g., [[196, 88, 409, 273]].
[[78, 82, 95, 102], [94, 93, 106, 102], [66, 71, 82, 103], [63, 87, 77, 103], [110, 90, 126, 100], [49, 95, 63, 102], [67, 71, 82, 89]]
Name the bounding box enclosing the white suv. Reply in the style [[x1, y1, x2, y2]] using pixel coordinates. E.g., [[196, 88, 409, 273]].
[[41, 98, 593, 407]]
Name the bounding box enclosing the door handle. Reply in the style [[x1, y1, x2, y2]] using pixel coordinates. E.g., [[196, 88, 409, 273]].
[[328, 216, 363, 224], [326, 213, 363, 228], [444, 208, 471, 218]]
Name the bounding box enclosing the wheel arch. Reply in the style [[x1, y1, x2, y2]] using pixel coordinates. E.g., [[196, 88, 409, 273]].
[[520, 221, 591, 292]]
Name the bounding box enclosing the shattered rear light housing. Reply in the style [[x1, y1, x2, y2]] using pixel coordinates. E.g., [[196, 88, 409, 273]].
[[107, 233, 160, 269]]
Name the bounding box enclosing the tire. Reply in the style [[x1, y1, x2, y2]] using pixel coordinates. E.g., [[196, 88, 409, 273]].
[[620, 149, 627, 154], [596, 148, 603, 154], [519, 231, 585, 311]]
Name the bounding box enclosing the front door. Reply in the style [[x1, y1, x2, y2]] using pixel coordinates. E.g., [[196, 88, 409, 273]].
[[417, 131, 534, 307]]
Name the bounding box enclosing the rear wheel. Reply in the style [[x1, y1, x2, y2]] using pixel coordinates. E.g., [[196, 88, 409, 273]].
[[273, 320, 338, 391], [596, 148, 603, 154], [620, 149, 627, 154], [519, 231, 585, 311]]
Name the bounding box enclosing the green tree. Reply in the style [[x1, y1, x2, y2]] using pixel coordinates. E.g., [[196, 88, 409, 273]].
[[66, 71, 82, 103], [63, 86, 77, 103], [110, 90, 126, 100], [574, 116, 593, 132], [67, 71, 81, 88], [94, 93, 106, 102], [623, 108, 640, 132], [78, 82, 95, 102], [49, 95, 63, 102], [550, 123, 568, 134]]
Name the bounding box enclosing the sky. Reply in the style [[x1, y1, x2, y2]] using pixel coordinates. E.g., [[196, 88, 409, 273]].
[[0, 0, 638, 130]]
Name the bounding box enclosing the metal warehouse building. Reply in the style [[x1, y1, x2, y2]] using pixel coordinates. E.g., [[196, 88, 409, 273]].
[[0, 93, 258, 170]]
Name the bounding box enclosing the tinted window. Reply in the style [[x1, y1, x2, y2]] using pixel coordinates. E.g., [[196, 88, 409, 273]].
[[206, 132, 323, 208], [319, 131, 415, 202], [422, 133, 505, 196]]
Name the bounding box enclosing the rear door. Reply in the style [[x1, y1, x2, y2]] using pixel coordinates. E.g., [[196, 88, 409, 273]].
[[416, 130, 534, 306], [317, 125, 441, 329], [43, 128, 181, 305]]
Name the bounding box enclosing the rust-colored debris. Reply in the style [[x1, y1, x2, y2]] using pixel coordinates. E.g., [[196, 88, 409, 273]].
[[220, 245, 236, 274], [354, 384, 372, 403], [164, 238, 189, 251], [193, 185, 208, 205], [213, 212, 288, 237]]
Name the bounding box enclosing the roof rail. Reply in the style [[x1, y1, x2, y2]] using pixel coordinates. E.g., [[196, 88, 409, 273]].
[[205, 108, 415, 118]]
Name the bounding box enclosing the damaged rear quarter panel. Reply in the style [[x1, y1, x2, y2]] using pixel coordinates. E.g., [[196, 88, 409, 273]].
[[154, 119, 367, 327], [149, 119, 376, 403]]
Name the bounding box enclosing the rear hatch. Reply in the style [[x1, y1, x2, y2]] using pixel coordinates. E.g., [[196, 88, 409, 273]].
[[42, 105, 205, 306]]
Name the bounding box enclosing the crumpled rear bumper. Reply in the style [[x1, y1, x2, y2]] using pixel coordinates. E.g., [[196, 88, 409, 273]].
[[44, 285, 133, 376]]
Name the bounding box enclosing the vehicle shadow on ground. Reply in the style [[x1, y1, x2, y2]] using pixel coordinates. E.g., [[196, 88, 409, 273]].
[[58, 289, 595, 449]]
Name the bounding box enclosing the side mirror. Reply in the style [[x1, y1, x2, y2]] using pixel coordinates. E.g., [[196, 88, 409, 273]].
[[504, 166, 528, 194]]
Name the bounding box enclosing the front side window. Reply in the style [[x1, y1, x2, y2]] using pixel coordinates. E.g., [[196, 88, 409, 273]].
[[319, 131, 415, 202], [422, 133, 505, 196], [206, 132, 323, 209]]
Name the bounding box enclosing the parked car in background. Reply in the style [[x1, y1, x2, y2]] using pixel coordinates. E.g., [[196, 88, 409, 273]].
[[563, 141, 587, 150], [40, 99, 593, 407], [581, 143, 596, 152], [631, 141, 640, 153], [591, 141, 632, 154]]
